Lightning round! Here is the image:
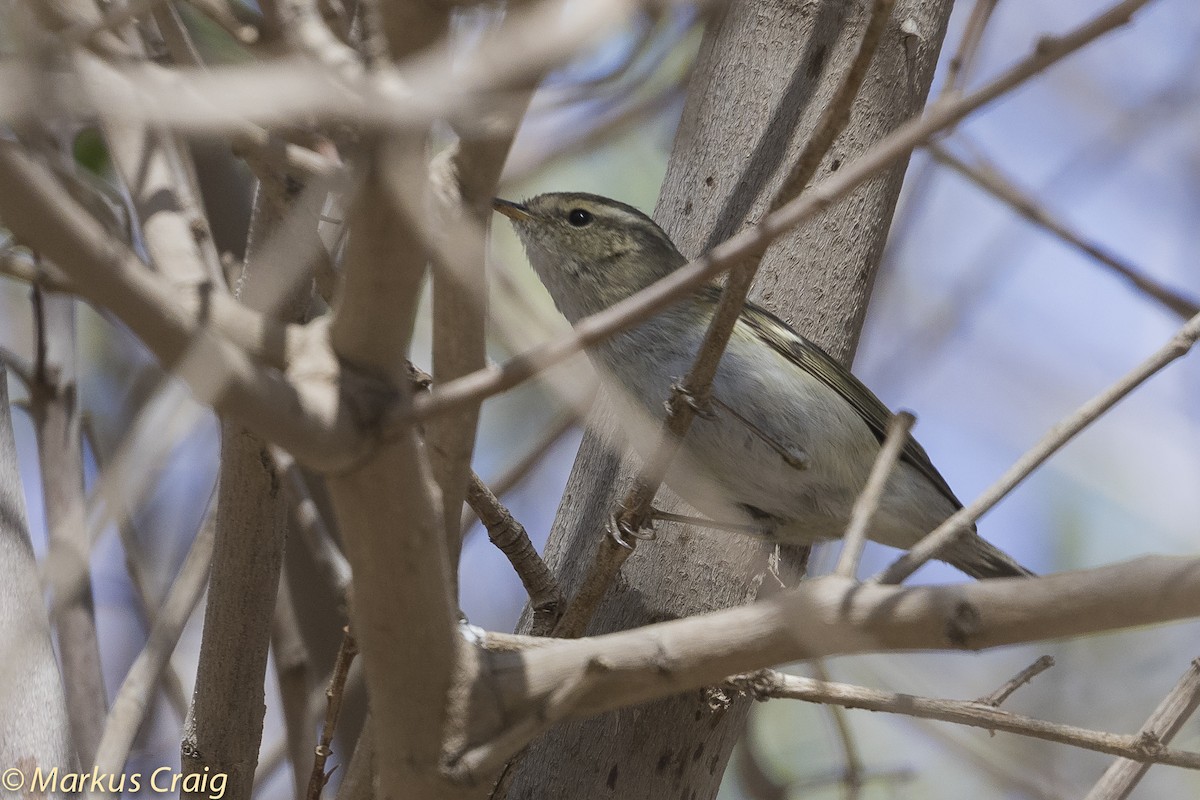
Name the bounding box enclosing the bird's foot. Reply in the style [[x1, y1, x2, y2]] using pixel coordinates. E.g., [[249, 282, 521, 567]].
[[607, 512, 657, 549], [666, 382, 717, 420]]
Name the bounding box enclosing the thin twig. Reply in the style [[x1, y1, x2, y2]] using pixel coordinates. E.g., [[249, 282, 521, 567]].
[[1084, 658, 1200, 800], [306, 627, 359, 800], [975, 655, 1055, 707], [940, 0, 1000, 96], [930, 142, 1199, 320], [272, 574, 316, 797], [0, 344, 34, 388], [30, 288, 106, 765], [461, 410, 577, 533], [833, 412, 915, 579], [0, 246, 75, 293], [408, 363, 563, 632], [809, 661, 865, 799], [87, 507, 216, 800], [874, 310, 1200, 585], [0, 143, 367, 471], [411, 0, 1158, 426], [271, 446, 352, 600], [81, 417, 190, 720], [727, 669, 1200, 770], [466, 474, 564, 636]]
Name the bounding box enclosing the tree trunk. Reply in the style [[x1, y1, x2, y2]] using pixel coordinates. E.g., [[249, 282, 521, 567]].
[[508, 0, 953, 796]]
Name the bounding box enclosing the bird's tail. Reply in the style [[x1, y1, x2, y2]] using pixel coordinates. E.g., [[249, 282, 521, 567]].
[[945, 536, 1035, 580]]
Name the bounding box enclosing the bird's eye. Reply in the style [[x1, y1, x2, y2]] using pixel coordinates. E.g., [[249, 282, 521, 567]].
[[567, 208, 593, 227]]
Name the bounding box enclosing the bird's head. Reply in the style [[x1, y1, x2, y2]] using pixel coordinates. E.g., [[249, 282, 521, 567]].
[[493, 192, 687, 321]]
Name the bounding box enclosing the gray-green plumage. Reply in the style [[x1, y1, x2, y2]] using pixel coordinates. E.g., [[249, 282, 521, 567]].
[[495, 192, 1032, 580]]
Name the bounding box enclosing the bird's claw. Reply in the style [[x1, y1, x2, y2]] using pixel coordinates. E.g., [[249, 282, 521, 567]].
[[607, 513, 656, 548], [667, 382, 717, 420]]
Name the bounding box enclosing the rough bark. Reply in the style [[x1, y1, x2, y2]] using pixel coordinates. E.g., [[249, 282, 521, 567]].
[[181, 169, 317, 799], [507, 0, 953, 796]]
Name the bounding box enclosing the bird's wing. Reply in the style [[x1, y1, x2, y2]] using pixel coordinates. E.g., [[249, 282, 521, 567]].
[[699, 285, 964, 510]]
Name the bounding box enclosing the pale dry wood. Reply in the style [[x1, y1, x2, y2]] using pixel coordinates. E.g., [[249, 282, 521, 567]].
[[7, 0, 657, 134], [466, 473, 563, 636], [182, 125, 319, 798], [307, 629, 357, 800], [975, 654, 1055, 706], [876, 310, 1200, 584], [427, 145, 491, 585], [1083, 658, 1200, 800], [0, 364, 74, 778], [277, 0, 362, 80], [940, 0, 999, 96], [272, 446, 352, 599], [834, 411, 915, 579], [930, 142, 1199, 320], [0, 246, 75, 294], [0, 143, 369, 471], [320, 4, 468, 789], [273, 574, 316, 798], [28, 290, 106, 764], [730, 668, 1200, 771], [482, 557, 1200, 749], [64, 0, 226, 293], [87, 508, 215, 799]]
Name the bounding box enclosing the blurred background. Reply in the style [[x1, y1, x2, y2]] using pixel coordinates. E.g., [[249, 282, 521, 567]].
[[3, 0, 1200, 797]]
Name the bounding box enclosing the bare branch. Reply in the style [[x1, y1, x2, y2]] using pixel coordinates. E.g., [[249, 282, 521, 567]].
[[273, 576, 316, 798], [307, 628, 358, 800], [466, 473, 563, 636], [1084, 659, 1200, 800], [0, 343, 34, 388], [272, 446, 352, 600], [482, 557, 1200, 751], [940, 0, 999, 96], [975, 654, 1055, 707], [88, 508, 215, 796], [727, 667, 1200, 771], [834, 411, 915, 579], [929, 142, 1199, 320], [319, 5, 463, 789], [277, 0, 363, 81], [5, 0, 664, 134], [875, 310, 1200, 584], [0, 143, 370, 471], [29, 290, 106, 764]]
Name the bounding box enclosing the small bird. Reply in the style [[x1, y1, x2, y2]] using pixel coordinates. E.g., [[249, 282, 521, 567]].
[[494, 192, 1032, 580]]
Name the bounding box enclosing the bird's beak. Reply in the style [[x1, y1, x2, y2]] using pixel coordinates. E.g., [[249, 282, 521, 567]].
[[492, 197, 532, 222]]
